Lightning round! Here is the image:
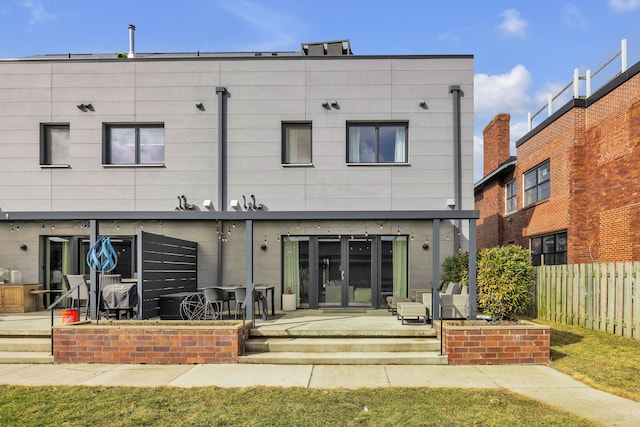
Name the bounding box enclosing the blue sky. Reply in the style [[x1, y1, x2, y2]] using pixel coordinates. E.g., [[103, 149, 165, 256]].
[[2, 0, 640, 180]]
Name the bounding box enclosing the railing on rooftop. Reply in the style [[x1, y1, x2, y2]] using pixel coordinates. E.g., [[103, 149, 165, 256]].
[[528, 39, 628, 131]]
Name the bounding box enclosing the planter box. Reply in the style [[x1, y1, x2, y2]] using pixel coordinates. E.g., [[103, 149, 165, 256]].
[[52, 320, 250, 364], [282, 293, 297, 311], [435, 320, 550, 365]]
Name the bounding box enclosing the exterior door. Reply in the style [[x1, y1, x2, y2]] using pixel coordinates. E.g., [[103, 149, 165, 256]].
[[316, 237, 373, 308]]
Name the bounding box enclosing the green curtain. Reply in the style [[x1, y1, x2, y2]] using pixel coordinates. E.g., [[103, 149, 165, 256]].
[[61, 240, 71, 276], [392, 236, 407, 297], [283, 237, 300, 304]]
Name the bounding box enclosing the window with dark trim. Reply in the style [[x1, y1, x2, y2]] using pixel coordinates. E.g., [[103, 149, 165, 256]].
[[347, 122, 408, 164], [282, 122, 312, 164], [40, 123, 70, 166], [531, 231, 567, 266], [505, 179, 516, 213], [104, 124, 164, 165], [523, 160, 550, 207]]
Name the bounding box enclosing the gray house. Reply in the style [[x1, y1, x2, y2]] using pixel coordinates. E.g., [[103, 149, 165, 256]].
[[0, 37, 477, 318]]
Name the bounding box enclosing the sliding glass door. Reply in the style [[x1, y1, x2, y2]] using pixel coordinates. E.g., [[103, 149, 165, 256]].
[[282, 235, 407, 309]]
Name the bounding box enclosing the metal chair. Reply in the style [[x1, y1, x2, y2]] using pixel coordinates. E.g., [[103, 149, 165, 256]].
[[202, 288, 224, 320], [233, 287, 266, 320], [63, 274, 90, 320], [233, 288, 248, 320]]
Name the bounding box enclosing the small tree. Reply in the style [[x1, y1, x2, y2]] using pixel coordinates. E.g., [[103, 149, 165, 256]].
[[441, 252, 469, 285], [476, 245, 535, 321]]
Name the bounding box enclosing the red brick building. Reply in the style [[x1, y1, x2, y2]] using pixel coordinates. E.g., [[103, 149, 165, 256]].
[[475, 60, 640, 265]]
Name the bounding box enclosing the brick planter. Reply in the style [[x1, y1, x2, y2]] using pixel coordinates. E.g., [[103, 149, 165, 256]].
[[53, 320, 250, 364], [435, 320, 550, 365]]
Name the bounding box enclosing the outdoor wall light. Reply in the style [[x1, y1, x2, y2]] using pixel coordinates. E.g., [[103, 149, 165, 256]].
[[76, 103, 93, 112], [195, 102, 205, 111], [422, 239, 430, 250], [330, 101, 340, 109], [260, 243, 268, 251], [419, 101, 428, 109], [202, 199, 214, 210], [322, 102, 331, 110], [20, 244, 28, 251]]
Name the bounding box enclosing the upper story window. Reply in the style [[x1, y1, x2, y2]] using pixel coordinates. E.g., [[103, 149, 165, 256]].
[[523, 160, 550, 207], [104, 124, 164, 165], [40, 123, 70, 166], [531, 231, 567, 266], [347, 122, 408, 164], [282, 122, 312, 165], [505, 179, 517, 214]]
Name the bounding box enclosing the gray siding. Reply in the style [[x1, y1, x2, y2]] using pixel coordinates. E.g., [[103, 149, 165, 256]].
[[0, 55, 473, 214]]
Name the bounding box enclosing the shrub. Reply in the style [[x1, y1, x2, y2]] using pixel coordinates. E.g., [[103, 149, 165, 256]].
[[441, 252, 469, 286], [476, 245, 535, 321]]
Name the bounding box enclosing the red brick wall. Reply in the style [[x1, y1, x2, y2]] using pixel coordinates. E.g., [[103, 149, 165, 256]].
[[435, 321, 550, 365], [53, 321, 250, 364]]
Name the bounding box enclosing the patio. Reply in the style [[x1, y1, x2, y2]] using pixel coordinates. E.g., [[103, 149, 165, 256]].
[[0, 308, 436, 338]]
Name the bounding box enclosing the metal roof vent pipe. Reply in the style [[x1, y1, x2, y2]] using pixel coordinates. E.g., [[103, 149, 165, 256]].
[[128, 24, 136, 58]]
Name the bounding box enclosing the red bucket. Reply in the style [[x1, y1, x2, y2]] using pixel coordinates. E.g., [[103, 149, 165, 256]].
[[61, 309, 79, 324]]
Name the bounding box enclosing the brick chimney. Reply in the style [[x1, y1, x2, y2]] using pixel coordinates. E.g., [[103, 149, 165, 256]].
[[482, 113, 511, 176]]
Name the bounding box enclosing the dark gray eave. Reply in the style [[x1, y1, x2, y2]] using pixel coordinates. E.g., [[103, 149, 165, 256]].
[[1, 210, 479, 222], [515, 59, 640, 148], [473, 156, 517, 192], [1, 52, 473, 63]]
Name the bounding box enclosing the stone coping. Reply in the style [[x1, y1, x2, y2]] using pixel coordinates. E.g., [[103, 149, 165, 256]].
[[53, 319, 246, 330], [442, 319, 550, 331]]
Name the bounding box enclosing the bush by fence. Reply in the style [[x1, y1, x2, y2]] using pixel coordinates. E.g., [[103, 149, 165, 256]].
[[536, 262, 640, 340]]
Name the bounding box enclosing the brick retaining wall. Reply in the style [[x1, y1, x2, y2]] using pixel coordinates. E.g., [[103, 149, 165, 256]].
[[435, 320, 550, 365], [53, 320, 250, 364]]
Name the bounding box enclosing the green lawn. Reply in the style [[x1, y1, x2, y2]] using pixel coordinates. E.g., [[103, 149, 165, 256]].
[[539, 319, 640, 402], [0, 385, 596, 426]]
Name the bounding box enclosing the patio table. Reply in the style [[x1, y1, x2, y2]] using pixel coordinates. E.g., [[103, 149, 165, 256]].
[[210, 284, 275, 320]]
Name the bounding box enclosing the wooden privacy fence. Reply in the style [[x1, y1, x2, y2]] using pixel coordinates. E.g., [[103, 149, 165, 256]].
[[535, 262, 640, 340]]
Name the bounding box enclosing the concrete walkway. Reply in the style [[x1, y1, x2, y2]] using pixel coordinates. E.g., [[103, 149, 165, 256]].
[[0, 363, 639, 426]]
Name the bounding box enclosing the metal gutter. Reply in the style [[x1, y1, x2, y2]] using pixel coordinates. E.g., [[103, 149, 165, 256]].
[[1, 210, 479, 222]]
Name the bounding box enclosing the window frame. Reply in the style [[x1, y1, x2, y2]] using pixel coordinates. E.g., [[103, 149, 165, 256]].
[[281, 121, 312, 165], [40, 123, 70, 167], [346, 121, 409, 164], [505, 179, 517, 214], [530, 231, 567, 266], [523, 160, 550, 207], [103, 123, 165, 166]]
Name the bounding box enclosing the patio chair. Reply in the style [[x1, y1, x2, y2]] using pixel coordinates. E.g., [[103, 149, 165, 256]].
[[63, 274, 90, 320], [233, 287, 265, 320], [202, 288, 224, 320], [233, 287, 248, 320]]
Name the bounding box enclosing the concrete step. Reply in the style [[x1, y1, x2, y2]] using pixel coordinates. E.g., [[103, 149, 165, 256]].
[[0, 352, 53, 364], [239, 351, 447, 365], [0, 337, 50, 352], [244, 337, 440, 353]]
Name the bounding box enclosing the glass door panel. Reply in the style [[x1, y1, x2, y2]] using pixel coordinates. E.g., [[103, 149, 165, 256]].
[[348, 238, 372, 307], [317, 238, 343, 306]]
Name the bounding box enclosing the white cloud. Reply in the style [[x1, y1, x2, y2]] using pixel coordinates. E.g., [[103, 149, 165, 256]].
[[21, 0, 53, 25], [473, 134, 484, 182], [498, 9, 527, 39], [215, 0, 301, 51], [474, 65, 533, 119], [563, 4, 588, 28], [609, 0, 640, 12]]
